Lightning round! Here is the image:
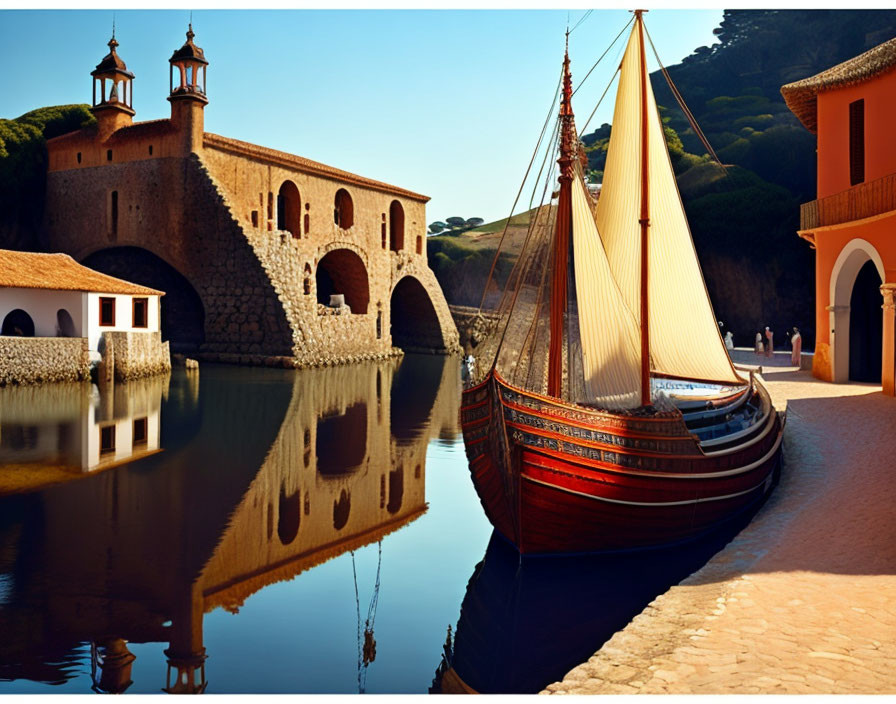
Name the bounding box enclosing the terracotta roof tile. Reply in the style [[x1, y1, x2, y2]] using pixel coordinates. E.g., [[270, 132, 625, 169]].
[[203, 132, 430, 203], [0, 250, 163, 296], [782, 36, 896, 133]]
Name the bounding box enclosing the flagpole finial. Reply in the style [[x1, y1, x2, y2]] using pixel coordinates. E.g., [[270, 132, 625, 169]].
[[112, 12, 115, 39]]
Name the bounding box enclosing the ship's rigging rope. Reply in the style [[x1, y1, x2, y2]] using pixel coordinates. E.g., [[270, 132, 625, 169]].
[[578, 65, 621, 138], [476, 68, 564, 312], [569, 9, 593, 35], [476, 16, 635, 316], [351, 541, 382, 694], [571, 15, 634, 98]]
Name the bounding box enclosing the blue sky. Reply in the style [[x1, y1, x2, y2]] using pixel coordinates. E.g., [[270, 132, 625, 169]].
[[0, 9, 723, 224]]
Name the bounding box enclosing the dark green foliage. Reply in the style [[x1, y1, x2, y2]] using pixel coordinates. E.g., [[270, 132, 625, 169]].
[[0, 104, 95, 251]]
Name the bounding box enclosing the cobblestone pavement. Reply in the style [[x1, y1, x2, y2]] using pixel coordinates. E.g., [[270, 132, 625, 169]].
[[544, 357, 896, 694]]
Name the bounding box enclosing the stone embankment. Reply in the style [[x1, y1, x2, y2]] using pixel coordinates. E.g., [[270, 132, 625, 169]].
[[0, 337, 90, 385], [544, 350, 896, 695], [102, 331, 171, 381]]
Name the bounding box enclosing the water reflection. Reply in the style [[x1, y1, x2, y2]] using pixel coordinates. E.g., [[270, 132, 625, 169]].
[[0, 374, 173, 478], [0, 355, 460, 693], [432, 510, 761, 694]]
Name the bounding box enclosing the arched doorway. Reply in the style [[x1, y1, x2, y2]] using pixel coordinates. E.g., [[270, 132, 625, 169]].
[[316, 249, 369, 314], [277, 180, 301, 238], [390, 276, 446, 351], [829, 240, 885, 383], [1, 309, 34, 337], [389, 200, 404, 252], [849, 260, 883, 382], [56, 309, 77, 337], [82, 247, 205, 353]]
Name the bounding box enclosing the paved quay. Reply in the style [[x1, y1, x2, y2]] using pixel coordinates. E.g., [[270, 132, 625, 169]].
[[544, 350, 896, 694]]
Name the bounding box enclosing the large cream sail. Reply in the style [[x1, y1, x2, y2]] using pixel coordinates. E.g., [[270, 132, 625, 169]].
[[594, 21, 744, 386], [570, 173, 642, 409]]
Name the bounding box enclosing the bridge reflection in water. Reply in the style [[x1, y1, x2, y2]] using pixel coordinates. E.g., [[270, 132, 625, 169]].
[[0, 355, 461, 693]]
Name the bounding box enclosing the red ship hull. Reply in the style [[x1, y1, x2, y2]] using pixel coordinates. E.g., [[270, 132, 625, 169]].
[[461, 369, 784, 555]]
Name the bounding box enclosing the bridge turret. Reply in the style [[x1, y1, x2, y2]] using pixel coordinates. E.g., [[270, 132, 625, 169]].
[[168, 23, 208, 155], [90, 32, 135, 142]]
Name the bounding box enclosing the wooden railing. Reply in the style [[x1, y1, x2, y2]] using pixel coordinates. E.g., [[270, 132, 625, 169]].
[[801, 172, 896, 230]]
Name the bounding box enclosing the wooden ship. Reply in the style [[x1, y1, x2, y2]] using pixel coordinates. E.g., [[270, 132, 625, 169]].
[[461, 11, 785, 555]]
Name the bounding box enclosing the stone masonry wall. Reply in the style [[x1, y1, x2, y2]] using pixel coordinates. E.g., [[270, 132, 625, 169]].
[[200, 145, 460, 365], [102, 331, 172, 382], [44, 130, 459, 368], [0, 337, 90, 386], [45, 156, 295, 360]]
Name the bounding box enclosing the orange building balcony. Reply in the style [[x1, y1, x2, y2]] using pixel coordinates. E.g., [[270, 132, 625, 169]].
[[801, 171, 896, 231]]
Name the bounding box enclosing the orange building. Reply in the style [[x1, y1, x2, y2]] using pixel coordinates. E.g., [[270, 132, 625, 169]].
[[782, 38, 896, 394]]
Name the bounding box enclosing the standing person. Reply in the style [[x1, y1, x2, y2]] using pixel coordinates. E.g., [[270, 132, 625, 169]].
[[754, 332, 764, 356], [765, 326, 774, 358], [791, 327, 802, 366]]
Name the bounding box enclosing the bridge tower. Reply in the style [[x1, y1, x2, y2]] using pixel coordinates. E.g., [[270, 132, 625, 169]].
[[90, 32, 135, 142], [168, 24, 209, 155]]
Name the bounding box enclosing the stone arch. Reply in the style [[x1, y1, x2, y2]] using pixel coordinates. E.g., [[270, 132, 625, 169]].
[[390, 353, 443, 445], [829, 239, 886, 383], [82, 247, 205, 353], [277, 180, 302, 238], [334, 188, 354, 230], [1, 309, 34, 337], [277, 488, 301, 545], [316, 402, 368, 476], [56, 309, 77, 337], [316, 249, 369, 314], [389, 200, 404, 252], [390, 275, 446, 351]]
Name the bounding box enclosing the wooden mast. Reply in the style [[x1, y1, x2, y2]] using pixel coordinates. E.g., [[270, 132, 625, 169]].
[[635, 10, 651, 407], [548, 37, 576, 398]]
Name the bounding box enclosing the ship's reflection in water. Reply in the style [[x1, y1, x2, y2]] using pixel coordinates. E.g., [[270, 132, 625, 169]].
[[0, 355, 467, 694], [432, 511, 760, 695]]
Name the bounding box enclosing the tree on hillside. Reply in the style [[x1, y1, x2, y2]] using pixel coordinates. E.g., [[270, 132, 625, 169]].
[[428, 217, 484, 235]]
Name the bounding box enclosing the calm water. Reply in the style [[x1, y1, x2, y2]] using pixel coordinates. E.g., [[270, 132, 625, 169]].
[[0, 355, 751, 694]]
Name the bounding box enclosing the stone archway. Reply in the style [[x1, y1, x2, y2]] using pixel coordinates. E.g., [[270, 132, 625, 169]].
[[829, 239, 885, 383], [316, 249, 369, 314], [390, 275, 447, 352], [82, 247, 206, 353]]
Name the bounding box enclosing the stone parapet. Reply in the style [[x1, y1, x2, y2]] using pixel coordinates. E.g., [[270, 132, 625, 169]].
[[102, 331, 171, 381], [0, 337, 90, 386]]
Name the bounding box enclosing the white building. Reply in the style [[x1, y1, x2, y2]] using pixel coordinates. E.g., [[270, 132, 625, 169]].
[[0, 249, 162, 353]]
